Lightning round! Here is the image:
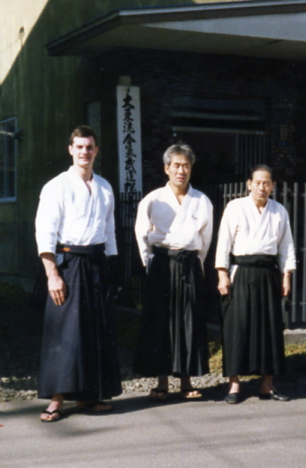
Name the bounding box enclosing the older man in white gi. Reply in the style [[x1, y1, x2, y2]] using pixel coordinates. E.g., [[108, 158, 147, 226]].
[[134, 143, 213, 399], [216, 165, 296, 404], [35, 125, 121, 421]]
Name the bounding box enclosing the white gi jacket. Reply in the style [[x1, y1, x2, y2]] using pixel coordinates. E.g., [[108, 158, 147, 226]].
[[35, 166, 117, 256], [215, 195, 296, 274], [135, 183, 213, 267]]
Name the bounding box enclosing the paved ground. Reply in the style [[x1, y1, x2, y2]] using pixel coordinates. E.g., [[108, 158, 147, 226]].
[[1, 381, 306, 468]]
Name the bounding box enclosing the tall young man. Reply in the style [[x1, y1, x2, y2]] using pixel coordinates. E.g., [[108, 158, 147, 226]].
[[35, 125, 121, 421]]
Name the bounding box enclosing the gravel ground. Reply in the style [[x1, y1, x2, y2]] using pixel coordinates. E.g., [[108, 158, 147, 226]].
[[0, 374, 229, 402]]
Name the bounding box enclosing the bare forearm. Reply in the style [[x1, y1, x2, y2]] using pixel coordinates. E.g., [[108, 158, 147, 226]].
[[217, 268, 231, 295], [282, 271, 292, 297], [41, 253, 58, 277], [40, 253, 67, 305]]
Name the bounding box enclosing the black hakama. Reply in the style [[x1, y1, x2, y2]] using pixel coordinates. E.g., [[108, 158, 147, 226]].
[[134, 246, 209, 377], [38, 244, 122, 401], [221, 254, 286, 377]]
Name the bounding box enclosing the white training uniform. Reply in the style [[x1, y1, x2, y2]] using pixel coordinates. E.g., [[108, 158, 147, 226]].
[[35, 166, 117, 256], [215, 195, 296, 276], [135, 182, 213, 267]]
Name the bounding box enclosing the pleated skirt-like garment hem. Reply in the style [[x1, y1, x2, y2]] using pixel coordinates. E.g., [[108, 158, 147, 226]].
[[221, 261, 286, 377], [134, 248, 210, 378], [38, 251, 122, 401]]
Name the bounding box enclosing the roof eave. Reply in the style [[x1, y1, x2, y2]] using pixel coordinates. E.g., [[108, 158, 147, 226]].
[[45, 0, 306, 57]]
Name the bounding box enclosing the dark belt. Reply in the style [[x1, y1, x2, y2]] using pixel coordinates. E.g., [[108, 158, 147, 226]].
[[153, 245, 198, 262], [56, 243, 105, 256], [231, 254, 279, 270], [152, 246, 199, 289]]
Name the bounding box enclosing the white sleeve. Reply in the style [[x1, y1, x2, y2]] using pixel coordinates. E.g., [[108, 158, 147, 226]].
[[198, 198, 213, 265], [215, 202, 237, 270], [134, 196, 153, 267], [104, 188, 118, 256], [35, 182, 62, 256], [278, 209, 296, 272]]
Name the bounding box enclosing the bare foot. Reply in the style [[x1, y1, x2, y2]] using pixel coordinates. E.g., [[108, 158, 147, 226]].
[[180, 376, 202, 399], [40, 394, 64, 422], [228, 376, 240, 394], [180, 388, 202, 399], [259, 375, 274, 394]]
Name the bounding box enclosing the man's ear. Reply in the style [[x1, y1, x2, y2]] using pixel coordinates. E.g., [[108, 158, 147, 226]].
[[246, 179, 251, 191], [164, 165, 169, 176]]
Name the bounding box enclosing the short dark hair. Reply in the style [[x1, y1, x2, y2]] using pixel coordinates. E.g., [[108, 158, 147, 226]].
[[248, 164, 274, 182], [69, 125, 98, 147]]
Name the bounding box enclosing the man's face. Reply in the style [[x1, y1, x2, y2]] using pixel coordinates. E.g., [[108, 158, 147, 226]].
[[247, 170, 275, 207], [69, 136, 98, 170], [164, 154, 192, 191]]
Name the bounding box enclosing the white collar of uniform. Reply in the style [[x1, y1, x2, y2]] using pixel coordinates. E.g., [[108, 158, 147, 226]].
[[247, 192, 271, 214], [67, 165, 95, 183], [163, 182, 193, 210], [66, 166, 96, 197]]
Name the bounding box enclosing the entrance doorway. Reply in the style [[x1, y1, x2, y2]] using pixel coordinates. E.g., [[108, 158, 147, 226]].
[[172, 97, 267, 188], [173, 130, 266, 188]]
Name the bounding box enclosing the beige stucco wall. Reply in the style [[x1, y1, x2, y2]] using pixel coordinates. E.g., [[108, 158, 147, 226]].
[[1, 0, 49, 83], [0, 0, 247, 82]]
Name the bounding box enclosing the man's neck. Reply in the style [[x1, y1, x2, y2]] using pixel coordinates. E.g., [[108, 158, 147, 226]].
[[252, 198, 268, 214], [168, 182, 189, 204], [72, 165, 93, 182]]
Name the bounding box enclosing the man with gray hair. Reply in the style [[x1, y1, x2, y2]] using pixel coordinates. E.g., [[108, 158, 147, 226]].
[[134, 143, 213, 399]]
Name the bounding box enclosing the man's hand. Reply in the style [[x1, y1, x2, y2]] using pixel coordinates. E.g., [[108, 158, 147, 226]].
[[282, 271, 292, 297], [217, 268, 231, 295], [41, 253, 67, 306], [47, 274, 67, 306]]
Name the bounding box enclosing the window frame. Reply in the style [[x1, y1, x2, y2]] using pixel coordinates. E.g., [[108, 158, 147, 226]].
[[0, 117, 17, 202]]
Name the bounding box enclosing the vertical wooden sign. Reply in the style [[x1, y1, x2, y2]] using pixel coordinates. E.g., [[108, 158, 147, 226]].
[[117, 85, 142, 194]]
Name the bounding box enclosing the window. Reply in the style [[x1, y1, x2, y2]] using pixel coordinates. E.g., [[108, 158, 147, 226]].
[[0, 117, 17, 201], [172, 97, 267, 184]]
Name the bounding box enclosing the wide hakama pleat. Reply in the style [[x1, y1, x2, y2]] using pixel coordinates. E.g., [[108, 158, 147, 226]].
[[221, 255, 286, 377], [38, 248, 122, 400], [134, 247, 209, 377]]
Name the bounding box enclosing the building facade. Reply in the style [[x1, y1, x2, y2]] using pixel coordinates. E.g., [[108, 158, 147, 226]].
[[1, 0, 306, 289]]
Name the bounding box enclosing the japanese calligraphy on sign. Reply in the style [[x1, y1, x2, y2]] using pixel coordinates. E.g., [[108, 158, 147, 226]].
[[117, 86, 142, 194]]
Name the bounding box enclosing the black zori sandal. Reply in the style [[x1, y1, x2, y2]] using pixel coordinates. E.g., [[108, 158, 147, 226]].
[[40, 409, 63, 423]]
